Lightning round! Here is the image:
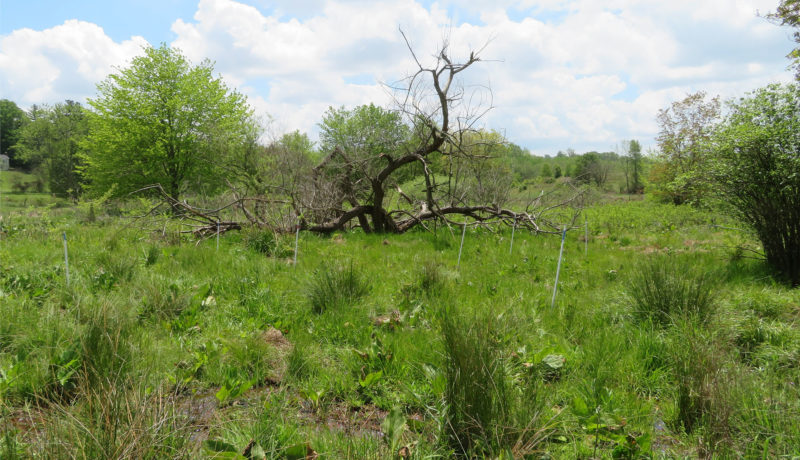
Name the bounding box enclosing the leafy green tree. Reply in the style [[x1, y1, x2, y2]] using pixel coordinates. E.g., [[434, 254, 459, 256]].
[[652, 92, 721, 204], [574, 152, 609, 186], [623, 139, 643, 193], [83, 44, 253, 200], [767, 1, 800, 79], [500, 143, 537, 183], [540, 163, 552, 178], [711, 83, 800, 285], [553, 165, 562, 179], [279, 130, 317, 162], [0, 99, 28, 168], [15, 101, 87, 197], [317, 103, 411, 231], [441, 130, 511, 207]]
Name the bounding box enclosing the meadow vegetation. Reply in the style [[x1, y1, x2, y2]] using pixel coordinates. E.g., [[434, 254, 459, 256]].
[[1, 184, 798, 459]]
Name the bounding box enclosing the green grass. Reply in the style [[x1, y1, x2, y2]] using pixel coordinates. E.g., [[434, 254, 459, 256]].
[[0, 197, 799, 458]]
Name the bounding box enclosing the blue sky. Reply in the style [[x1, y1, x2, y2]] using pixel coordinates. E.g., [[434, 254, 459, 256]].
[[0, 0, 794, 155]]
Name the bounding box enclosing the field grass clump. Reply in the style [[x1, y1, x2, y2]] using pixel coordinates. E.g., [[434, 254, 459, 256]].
[[627, 256, 718, 327], [417, 259, 445, 295], [307, 262, 370, 314], [244, 228, 278, 254], [667, 322, 732, 440], [439, 305, 510, 456]]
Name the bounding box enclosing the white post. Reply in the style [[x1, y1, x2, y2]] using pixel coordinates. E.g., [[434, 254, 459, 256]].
[[293, 224, 300, 265], [551, 226, 567, 308], [62, 232, 70, 286], [457, 220, 467, 269], [585, 216, 588, 257], [509, 216, 517, 255], [216, 221, 220, 251]]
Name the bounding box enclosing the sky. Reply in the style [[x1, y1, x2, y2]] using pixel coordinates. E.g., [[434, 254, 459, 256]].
[[0, 0, 795, 155]]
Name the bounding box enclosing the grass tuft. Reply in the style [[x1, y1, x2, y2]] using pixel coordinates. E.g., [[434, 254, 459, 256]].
[[306, 262, 370, 314], [627, 256, 717, 327]]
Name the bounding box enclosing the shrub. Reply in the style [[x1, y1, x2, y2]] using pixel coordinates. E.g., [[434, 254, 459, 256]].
[[306, 262, 369, 314], [627, 256, 717, 327], [711, 83, 800, 286]]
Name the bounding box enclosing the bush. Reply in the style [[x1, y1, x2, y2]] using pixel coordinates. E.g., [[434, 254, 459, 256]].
[[306, 262, 369, 314], [627, 256, 717, 327], [712, 83, 800, 286]]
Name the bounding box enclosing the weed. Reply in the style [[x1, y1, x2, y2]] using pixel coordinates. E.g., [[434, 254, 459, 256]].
[[307, 262, 370, 314]]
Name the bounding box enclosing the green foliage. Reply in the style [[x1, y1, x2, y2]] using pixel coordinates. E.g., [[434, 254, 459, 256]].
[[417, 259, 444, 295], [667, 322, 733, 444], [83, 44, 253, 200], [574, 152, 609, 186], [622, 139, 644, 193], [15, 101, 87, 197], [767, 0, 800, 79], [652, 91, 721, 205], [0, 99, 27, 167], [318, 103, 410, 195], [244, 229, 278, 255], [306, 262, 370, 314], [216, 378, 256, 406], [711, 83, 800, 286], [439, 305, 509, 456], [626, 256, 717, 327], [1, 198, 799, 457]]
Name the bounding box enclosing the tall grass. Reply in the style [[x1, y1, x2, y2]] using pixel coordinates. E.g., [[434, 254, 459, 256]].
[[439, 305, 509, 456], [627, 256, 718, 326], [306, 262, 370, 314]]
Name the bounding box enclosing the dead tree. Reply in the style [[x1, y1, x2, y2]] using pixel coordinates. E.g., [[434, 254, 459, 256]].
[[138, 31, 586, 237]]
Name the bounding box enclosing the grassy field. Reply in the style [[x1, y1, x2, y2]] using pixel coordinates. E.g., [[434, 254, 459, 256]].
[[1, 191, 799, 458], [0, 169, 67, 210]]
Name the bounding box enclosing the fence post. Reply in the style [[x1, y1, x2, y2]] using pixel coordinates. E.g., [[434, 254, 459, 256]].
[[551, 226, 567, 308], [585, 216, 588, 257], [509, 216, 517, 255], [62, 232, 70, 286], [293, 224, 300, 265], [457, 219, 467, 269]]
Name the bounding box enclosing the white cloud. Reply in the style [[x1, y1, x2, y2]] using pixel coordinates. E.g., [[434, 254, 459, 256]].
[[0, 20, 148, 107], [0, 0, 793, 154]]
